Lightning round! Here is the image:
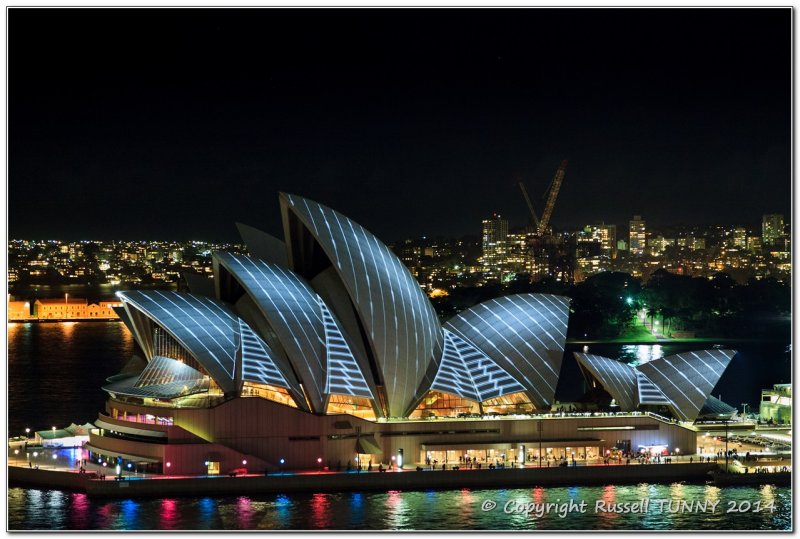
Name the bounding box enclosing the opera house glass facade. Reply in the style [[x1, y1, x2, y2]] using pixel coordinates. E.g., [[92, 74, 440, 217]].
[[89, 193, 735, 475]]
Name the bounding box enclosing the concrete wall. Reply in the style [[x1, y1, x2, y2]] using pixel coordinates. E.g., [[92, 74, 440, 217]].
[[88, 397, 698, 476], [8, 466, 95, 490]]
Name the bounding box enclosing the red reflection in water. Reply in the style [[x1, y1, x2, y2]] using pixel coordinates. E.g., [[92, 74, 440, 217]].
[[459, 488, 474, 518], [94, 502, 115, 529], [236, 496, 255, 528], [598, 486, 618, 522], [386, 490, 401, 511], [310, 493, 331, 529], [68, 493, 91, 528], [159, 499, 179, 530], [532, 487, 545, 504]]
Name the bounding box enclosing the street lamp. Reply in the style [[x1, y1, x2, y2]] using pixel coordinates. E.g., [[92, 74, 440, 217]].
[[13, 449, 19, 465], [538, 420, 543, 468], [720, 414, 729, 471], [25, 428, 30, 440]]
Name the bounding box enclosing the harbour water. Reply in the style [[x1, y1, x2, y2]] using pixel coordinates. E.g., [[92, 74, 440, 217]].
[[7, 484, 791, 530], [6, 321, 792, 530]]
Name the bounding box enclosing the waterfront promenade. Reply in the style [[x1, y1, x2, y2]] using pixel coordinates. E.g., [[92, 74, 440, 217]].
[[9, 443, 792, 499]]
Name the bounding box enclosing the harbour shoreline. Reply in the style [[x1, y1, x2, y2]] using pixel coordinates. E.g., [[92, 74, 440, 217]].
[[9, 462, 730, 499]]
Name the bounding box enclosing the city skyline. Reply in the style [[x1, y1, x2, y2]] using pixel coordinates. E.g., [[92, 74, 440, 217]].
[[9, 8, 791, 242]]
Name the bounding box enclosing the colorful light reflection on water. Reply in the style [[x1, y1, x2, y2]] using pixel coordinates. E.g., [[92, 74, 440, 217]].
[[7, 484, 791, 531]]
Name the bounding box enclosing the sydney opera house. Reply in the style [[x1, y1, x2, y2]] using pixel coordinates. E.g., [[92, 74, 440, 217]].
[[87, 193, 736, 475]]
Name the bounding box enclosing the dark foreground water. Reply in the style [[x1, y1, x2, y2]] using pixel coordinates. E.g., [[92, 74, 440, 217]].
[[7, 484, 791, 530], [7, 322, 792, 530]]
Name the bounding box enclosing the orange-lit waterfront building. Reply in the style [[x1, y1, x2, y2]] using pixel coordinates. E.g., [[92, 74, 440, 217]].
[[31, 298, 121, 320]]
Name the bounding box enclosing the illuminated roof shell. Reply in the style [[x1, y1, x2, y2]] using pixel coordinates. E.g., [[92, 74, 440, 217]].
[[637, 350, 735, 422], [429, 329, 527, 403], [103, 355, 210, 399], [281, 193, 443, 418], [574, 349, 736, 422], [573, 353, 638, 411], [118, 290, 240, 394], [214, 251, 375, 413], [444, 294, 570, 408]]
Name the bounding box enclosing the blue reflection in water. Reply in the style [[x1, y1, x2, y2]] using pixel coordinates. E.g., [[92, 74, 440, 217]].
[[272, 494, 292, 529], [197, 496, 216, 528], [349, 492, 365, 528], [118, 499, 139, 529]]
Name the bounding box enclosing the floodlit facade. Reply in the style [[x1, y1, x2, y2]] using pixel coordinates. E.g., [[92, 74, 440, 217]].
[[574, 350, 736, 422], [88, 194, 734, 475], [759, 384, 791, 424]]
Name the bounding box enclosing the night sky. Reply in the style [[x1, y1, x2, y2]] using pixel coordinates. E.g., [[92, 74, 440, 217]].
[[9, 8, 791, 242]]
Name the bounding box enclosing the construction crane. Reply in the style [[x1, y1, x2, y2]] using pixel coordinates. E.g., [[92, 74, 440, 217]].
[[537, 159, 568, 236], [518, 181, 540, 232]]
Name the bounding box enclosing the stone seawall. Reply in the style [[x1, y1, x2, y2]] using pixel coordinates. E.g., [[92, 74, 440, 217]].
[[84, 463, 718, 498], [9, 467, 96, 490]]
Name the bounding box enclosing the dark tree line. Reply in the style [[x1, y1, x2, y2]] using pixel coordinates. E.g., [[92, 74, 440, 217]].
[[432, 269, 790, 341]]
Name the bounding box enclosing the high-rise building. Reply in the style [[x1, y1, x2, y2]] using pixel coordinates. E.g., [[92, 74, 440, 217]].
[[747, 236, 762, 253], [577, 223, 617, 261], [481, 213, 508, 279], [504, 232, 535, 275], [629, 215, 646, 256], [733, 227, 747, 249], [690, 237, 706, 251], [762, 214, 784, 246]]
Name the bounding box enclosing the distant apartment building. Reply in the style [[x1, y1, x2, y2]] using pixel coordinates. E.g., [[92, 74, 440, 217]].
[[32, 298, 121, 319], [747, 236, 762, 253], [579, 223, 617, 259], [733, 227, 747, 249], [690, 237, 706, 251], [599, 224, 617, 258], [762, 214, 784, 246], [629, 215, 646, 256], [505, 232, 534, 275], [648, 236, 675, 256], [481, 213, 508, 279]]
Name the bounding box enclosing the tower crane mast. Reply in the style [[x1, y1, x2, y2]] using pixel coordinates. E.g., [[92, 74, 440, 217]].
[[537, 160, 568, 236]]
